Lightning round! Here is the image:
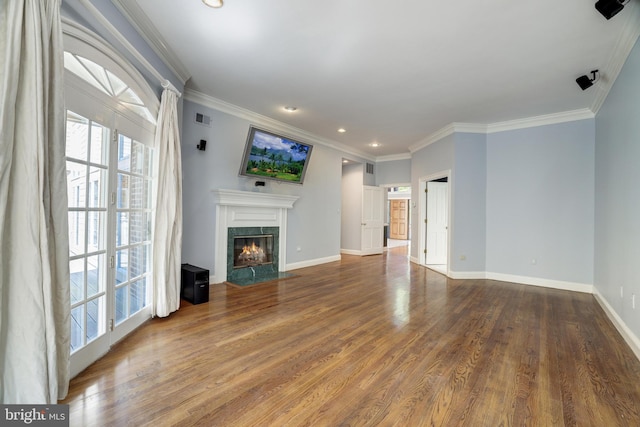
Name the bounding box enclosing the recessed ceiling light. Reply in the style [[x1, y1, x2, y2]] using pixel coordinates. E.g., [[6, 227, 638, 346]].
[[338, 128, 346, 133], [202, 0, 223, 8], [342, 159, 349, 163], [369, 142, 381, 148], [284, 106, 297, 112]]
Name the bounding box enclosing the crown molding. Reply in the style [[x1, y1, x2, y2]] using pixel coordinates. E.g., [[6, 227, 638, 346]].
[[185, 89, 376, 161], [485, 108, 595, 133], [591, 1, 640, 114], [375, 153, 412, 162], [111, 0, 191, 84], [409, 108, 595, 153]]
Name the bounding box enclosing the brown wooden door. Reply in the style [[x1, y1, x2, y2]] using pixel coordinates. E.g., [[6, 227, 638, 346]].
[[389, 199, 409, 240]]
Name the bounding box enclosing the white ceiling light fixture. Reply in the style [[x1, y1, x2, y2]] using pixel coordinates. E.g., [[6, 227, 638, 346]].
[[284, 106, 297, 112], [369, 142, 381, 148], [338, 128, 346, 133], [202, 0, 223, 8]]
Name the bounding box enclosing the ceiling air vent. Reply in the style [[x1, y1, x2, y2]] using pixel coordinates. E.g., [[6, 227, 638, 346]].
[[194, 112, 211, 127], [366, 163, 374, 175]]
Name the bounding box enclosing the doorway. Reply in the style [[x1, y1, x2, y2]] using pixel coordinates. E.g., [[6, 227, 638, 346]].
[[418, 172, 451, 275]]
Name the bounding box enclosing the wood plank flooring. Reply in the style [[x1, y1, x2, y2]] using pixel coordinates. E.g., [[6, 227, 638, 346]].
[[62, 246, 640, 426]]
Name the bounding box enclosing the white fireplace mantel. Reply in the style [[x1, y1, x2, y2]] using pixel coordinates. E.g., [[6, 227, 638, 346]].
[[211, 189, 299, 283]]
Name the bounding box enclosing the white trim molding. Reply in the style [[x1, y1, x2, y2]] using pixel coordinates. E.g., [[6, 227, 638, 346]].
[[485, 272, 593, 294], [593, 288, 640, 361], [287, 255, 341, 271]]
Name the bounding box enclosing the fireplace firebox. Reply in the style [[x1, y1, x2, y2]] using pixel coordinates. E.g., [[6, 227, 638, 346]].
[[227, 226, 279, 284], [233, 234, 274, 268]]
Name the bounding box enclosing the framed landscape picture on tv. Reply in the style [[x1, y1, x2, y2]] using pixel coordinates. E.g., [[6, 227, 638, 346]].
[[239, 126, 313, 184]]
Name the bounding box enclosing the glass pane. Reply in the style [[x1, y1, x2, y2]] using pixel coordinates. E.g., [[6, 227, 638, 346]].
[[86, 296, 105, 343], [64, 53, 109, 96], [120, 88, 143, 105], [87, 211, 105, 253], [78, 56, 114, 96], [144, 179, 153, 209], [116, 212, 129, 247], [68, 211, 86, 256], [130, 245, 143, 280], [115, 249, 128, 285], [130, 176, 144, 209], [88, 167, 107, 208], [143, 212, 152, 242], [142, 244, 151, 273], [86, 254, 104, 298], [117, 174, 129, 208], [131, 141, 144, 175], [143, 146, 153, 177], [106, 69, 127, 96], [129, 278, 147, 315], [65, 111, 89, 160], [69, 258, 85, 304], [90, 123, 109, 166], [115, 286, 127, 325], [66, 161, 86, 208], [118, 135, 131, 172], [130, 212, 143, 244], [70, 305, 85, 352]]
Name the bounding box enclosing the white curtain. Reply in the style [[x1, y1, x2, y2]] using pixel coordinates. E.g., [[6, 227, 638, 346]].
[[0, 0, 70, 403], [152, 88, 183, 317]]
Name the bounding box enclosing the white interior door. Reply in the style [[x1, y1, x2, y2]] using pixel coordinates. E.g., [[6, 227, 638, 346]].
[[361, 186, 384, 255], [426, 181, 448, 264]]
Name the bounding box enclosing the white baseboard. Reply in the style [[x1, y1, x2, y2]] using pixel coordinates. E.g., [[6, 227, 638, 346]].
[[449, 271, 486, 280], [409, 256, 420, 264], [485, 272, 593, 293], [340, 249, 362, 256], [286, 254, 341, 271], [593, 288, 640, 362]]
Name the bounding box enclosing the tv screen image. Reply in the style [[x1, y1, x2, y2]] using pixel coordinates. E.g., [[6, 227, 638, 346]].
[[239, 126, 313, 184]]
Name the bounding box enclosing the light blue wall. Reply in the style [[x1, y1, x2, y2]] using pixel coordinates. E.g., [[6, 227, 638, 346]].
[[595, 37, 640, 337], [486, 120, 595, 284], [182, 99, 348, 275], [451, 133, 486, 272], [410, 135, 455, 259], [376, 159, 411, 185]]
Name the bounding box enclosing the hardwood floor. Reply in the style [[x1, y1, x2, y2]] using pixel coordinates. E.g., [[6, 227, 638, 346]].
[[63, 246, 640, 426]]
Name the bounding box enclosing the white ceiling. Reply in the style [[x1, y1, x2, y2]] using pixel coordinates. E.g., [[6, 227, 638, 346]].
[[116, 0, 639, 158]]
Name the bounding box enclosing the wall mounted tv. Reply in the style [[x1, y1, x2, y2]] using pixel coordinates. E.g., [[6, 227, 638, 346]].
[[239, 126, 313, 184]]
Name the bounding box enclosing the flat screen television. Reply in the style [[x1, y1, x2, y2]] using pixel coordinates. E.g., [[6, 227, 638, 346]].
[[239, 126, 313, 184]]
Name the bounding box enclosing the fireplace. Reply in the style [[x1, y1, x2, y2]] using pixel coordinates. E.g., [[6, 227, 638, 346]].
[[227, 226, 280, 284], [212, 189, 299, 284]]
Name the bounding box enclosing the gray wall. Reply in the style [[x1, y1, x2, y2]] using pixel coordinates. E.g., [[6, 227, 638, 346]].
[[451, 133, 486, 272], [595, 37, 640, 337], [486, 120, 595, 284], [182, 99, 347, 275], [375, 158, 411, 185]]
